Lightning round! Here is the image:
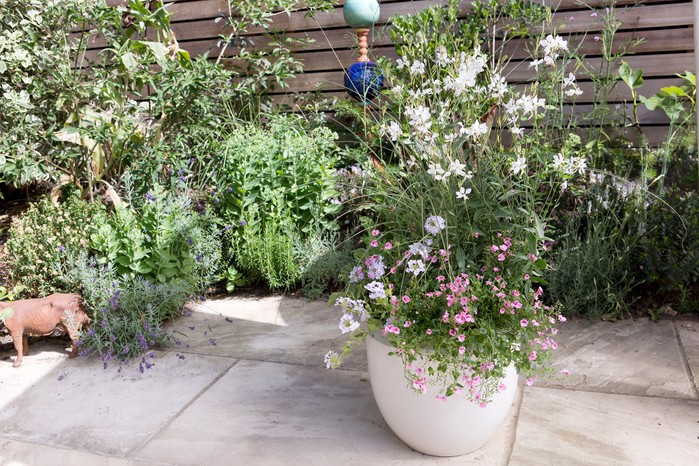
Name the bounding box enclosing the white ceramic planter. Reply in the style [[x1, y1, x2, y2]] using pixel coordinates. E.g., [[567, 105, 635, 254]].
[[366, 332, 518, 456]]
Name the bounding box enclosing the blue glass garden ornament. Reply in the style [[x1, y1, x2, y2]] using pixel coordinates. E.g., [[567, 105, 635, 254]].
[[344, 61, 383, 104]]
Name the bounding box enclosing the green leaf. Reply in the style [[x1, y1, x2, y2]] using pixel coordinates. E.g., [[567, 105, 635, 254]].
[[120, 52, 138, 71], [660, 86, 688, 98], [619, 61, 643, 89], [0, 306, 15, 324]]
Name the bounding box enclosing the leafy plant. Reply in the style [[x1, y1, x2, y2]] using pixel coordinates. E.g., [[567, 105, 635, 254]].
[[5, 194, 108, 297], [90, 185, 221, 292]]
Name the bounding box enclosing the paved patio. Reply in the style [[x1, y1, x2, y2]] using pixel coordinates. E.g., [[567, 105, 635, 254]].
[[1, 295, 698, 465]]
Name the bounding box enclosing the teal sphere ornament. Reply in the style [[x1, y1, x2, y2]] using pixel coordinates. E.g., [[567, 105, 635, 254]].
[[343, 0, 380, 28]]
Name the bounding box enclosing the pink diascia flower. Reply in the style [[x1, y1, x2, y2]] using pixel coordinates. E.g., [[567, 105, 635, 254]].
[[474, 232, 479, 238], [497, 253, 506, 261], [402, 295, 410, 303], [382, 324, 401, 336], [384, 242, 393, 250], [426, 329, 433, 335], [371, 229, 380, 236], [529, 351, 537, 361], [562, 369, 571, 375], [526, 378, 535, 386], [458, 346, 466, 355], [370, 240, 378, 247], [520, 319, 529, 327]]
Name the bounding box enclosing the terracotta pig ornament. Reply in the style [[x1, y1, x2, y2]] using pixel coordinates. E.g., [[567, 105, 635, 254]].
[[0, 293, 91, 367]]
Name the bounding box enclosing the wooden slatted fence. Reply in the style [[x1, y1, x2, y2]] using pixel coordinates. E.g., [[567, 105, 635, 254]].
[[90, 0, 695, 143]]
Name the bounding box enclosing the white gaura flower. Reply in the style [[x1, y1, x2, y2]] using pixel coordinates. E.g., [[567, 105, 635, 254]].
[[435, 45, 450, 66], [489, 73, 508, 99], [405, 105, 432, 134], [396, 57, 409, 70], [572, 156, 588, 175], [461, 121, 489, 141], [385, 121, 403, 141], [510, 156, 527, 176], [427, 163, 445, 180], [540, 34, 568, 55], [511, 126, 524, 137], [563, 72, 576, 88], [528, 58, 544, 70], [449, 159, 467, 178], [565, 87, 583, 97], [552, 153, 567, 171], [410, 60, 426, 75], [456, 186, 472, 200]]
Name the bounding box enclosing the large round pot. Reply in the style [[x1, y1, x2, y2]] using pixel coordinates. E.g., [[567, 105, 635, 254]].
[[366, 332, 518, 456]]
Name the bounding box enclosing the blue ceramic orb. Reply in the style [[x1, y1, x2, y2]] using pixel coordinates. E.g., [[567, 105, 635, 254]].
[[344, 61, 384, 103], [343, 0, 380, 28]]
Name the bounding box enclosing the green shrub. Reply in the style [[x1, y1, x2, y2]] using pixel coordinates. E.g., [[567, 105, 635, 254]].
[[90, 186, 221, 292], [232, 216, 300, 290], [545, 182, 635, 319], [5, 195, 108, 297], [629, 189, 699, 291]]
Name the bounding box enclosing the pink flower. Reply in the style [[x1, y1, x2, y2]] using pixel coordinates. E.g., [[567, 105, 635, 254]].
[[524, 274, 530, 280], [498, 383, 507, 392], [370, 240, 378, 247], [558, 315, 567, 322], [458, 346, 466, 355], [499, 244, 507, 251], [449, 329, 457, 336], [402, 295, 410, 303], [528, 254, 538, 261], [497, 253, 506, 261], [526, 378, 535, 386], [384, 242, 393, 250], [403, 321, 411, 328], [529, 351, 537, 361], [590, 11, 598, 17], [426, 329, 433, 335], [520, 319, 529, 327], [562, 369, 570, 375], [436, 275, 445, 282], [490, 245, 499, 252], [458, 334, 465, 342], [371, 229, 380, 236], [594, 36, 600, 41], [473, 232, 479, 238]]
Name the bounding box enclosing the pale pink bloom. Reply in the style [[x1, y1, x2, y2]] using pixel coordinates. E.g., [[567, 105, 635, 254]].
[[594, 36, 600, 41], [526, 378, 535, 386], [370, 240, 378, 247], [426, 329, 433, 335], [532, 319, 539, 327], [497, 253, 506, 261], [402, 295, 410, 303], [490, 245, 499, 252], [524, 274, 530, 280], [529, 351, 537, 361], [458, 334, 466, 342], [562, 369, 571, 375], [590, 11, 598, 17], [384, 242, 393, 250], [474, 232, 479, 238], [493, 267, 499, 273], [512, 290, 520, 297], [499, 244, 508, 251], [449, 329, 457, 337], [558, 315, 567, 322], [520, 319, 529, 327], [498, 383, 507, 392], [458, 346, 466, 355], [371, 229, 380, 236], [436, 275, 445, 282], [403, 321, 411, 328], [528, 254, 538, 261]]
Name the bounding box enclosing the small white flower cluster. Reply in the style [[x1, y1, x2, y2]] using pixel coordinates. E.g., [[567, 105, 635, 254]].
[[562, 72, 583, 98], [529, 34, 569, 69], [503, 95, 546, 136], [552, 153, 587, 176], [335, 297, 369, 335]]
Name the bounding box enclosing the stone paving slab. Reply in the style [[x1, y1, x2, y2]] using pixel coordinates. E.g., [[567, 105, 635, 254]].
[[541, 318, 695, 398], [134, 359, 521, 465], [676, 319, 699, 394], [0, 351, 234, 457], [509, 386, 699, 466], [0, 438, 146, 466], [175, 296, 368, 371]]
